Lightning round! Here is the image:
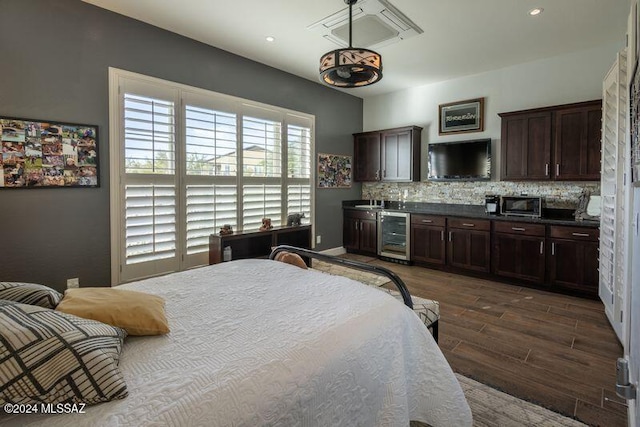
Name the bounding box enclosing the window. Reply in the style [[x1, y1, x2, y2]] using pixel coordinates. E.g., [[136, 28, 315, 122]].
[[110, 69, 314, 284]]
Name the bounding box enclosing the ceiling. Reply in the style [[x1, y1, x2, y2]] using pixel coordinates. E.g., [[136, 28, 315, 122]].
[[83, 0, 629, 99]]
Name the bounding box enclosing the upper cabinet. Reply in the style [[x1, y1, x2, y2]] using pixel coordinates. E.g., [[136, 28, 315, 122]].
[[353, 126, 422, 182], [499, 100, 602, 181]]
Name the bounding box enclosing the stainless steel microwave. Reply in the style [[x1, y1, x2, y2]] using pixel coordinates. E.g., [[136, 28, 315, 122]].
[[500, 196, 543, 218]]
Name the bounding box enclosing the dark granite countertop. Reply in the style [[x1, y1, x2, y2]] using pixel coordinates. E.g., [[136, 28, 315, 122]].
[[342, 200, 599, 228]]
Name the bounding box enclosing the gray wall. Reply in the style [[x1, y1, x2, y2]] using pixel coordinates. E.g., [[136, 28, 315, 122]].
[[0, 0, 362, 290]]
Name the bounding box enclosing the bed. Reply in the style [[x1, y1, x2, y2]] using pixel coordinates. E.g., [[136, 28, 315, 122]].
[[3, 249, 472, 427]]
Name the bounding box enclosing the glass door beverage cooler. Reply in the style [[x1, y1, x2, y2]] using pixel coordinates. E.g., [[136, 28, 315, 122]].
[[377, 211, 410, 262]]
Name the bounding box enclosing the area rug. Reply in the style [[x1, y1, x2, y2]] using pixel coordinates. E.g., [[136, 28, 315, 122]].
[[456, 374, 586, 426]]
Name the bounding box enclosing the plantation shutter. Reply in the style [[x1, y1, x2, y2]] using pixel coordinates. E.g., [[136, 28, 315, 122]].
[[119, 81, 180, 281], [183, 101, 238, 265], [111, 69, 315, 284], [286, 119, 312, 224], [241, 109, 283, 230]]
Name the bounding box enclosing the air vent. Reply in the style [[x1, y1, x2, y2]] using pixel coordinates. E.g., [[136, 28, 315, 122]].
[[308, 0, 423, 49]]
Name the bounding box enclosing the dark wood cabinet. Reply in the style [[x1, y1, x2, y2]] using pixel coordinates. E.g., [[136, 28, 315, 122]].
[[353, 133, 381, 182], [410, 215, 446, 266], [209, 225, 311, 264], [499, 100, 602, 181], [554, 103, 602, 180], [492, 221, 546, 284], [500, 112, 552, 180], [547, 225, 599, 297], [447, 218, 491, 273], [353, 126, 422, 182], [343, 210, 377, 255]]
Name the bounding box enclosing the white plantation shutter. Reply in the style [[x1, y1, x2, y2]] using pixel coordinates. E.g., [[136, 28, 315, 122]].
[[125, 184, 176, 263], [185, 105, 237, 176], [600, 49, 629, 343], [186, 185, 237, 254], [111, 69, 314, 284], [124, 94, 175, 174], [243, 184, 282, 230]]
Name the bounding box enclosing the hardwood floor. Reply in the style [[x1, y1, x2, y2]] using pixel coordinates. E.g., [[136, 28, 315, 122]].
[[348, 255, 628, 427]]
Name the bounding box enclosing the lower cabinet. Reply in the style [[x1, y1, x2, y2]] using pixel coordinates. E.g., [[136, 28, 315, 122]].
[[411, 215, 446, 266], [492, 222, 546, 284], [447, 218, 491, 273], [547, 225, 599, 297], [343, 210, 377, 255]]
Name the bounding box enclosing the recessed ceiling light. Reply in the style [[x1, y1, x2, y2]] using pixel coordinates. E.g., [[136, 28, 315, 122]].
[[528, 8, 543, 16], [266, 36, 275, 42]]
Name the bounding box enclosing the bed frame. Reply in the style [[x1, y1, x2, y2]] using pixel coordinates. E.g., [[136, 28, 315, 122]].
[[270, 245, 440, 342]]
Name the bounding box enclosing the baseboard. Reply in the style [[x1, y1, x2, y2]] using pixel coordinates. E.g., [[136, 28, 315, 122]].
[[320, 247, 346, 256]]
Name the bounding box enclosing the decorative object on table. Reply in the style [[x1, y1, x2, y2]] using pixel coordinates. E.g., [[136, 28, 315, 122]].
[[317, 153, 352, 188], [259, 217, 273, 231], [287, 213, 305, 226], [219, 224, 233, 235], [438, 97, 485, 135], [0, 116, 98, 188], [318, 0, 382, 88]]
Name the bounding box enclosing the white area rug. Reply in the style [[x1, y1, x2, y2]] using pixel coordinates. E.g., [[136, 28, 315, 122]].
[[456, 374, 587, 427]]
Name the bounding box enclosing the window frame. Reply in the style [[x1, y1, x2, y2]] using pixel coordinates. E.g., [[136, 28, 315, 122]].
[[109, 68, 315, 285]]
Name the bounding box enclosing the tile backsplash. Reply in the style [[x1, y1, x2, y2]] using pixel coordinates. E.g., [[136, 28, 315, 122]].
[[362, 181, 600, 209]]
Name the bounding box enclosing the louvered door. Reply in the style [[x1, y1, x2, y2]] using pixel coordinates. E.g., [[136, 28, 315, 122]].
[[600, 49, 629, 344]]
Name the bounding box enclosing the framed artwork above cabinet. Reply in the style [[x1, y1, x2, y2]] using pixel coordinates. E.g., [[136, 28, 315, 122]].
[[499, 99, 602, 181], [353, 125, 422, 182]]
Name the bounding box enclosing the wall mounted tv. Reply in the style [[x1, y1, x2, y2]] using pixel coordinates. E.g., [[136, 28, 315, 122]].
[[427, 138, 491, 181]]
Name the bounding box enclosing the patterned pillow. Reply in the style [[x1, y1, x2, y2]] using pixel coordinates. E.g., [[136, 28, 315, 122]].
[[0, 300, 128, 406], [0, 281, 63, 308]]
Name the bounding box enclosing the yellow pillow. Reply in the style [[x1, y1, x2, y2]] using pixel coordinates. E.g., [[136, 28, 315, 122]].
[[56, 288, 169, 336], [274, 251, 308, 269]]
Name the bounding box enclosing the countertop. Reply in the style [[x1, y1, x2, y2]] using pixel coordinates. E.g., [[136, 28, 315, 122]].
[[342, 200, 599, 228]]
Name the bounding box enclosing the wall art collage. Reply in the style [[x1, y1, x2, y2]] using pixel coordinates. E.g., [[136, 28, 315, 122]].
[[0, 117, 98, 188]]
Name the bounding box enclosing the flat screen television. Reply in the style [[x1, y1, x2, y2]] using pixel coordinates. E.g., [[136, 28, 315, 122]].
[[427, 138, 491, 181]]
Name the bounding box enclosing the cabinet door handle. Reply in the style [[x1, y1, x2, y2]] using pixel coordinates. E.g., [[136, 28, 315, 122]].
[[572, 232, 590, 237], [545, 163, 549, 176], [448, 231, 452, 241], [383, 169, 386, 178], [360, 221, 363, 231], [551, 242, 555, 256], [556, 164, 560, 176], [540, 241, 544, 255], [355, 221, 359, 230], [441, 230, 444, 241], [462, 223, 475, 227], [421, 219, 433, 223], [511, 227, 526, 232]]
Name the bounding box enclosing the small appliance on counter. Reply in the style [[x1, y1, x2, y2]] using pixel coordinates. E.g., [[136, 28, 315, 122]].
[[500, 195, 543, 218], [485, 195, 500, 215]]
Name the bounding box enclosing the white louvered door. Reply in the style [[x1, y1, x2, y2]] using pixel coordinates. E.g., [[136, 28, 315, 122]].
[[600, 48, 629, 344]]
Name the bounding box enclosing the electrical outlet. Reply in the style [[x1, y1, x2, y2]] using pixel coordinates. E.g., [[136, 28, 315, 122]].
[[67, 278, 79, 289], [316, 235, 321, 244]]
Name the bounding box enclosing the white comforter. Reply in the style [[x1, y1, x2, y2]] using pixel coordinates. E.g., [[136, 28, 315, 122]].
[[7, 259, 472, 426]]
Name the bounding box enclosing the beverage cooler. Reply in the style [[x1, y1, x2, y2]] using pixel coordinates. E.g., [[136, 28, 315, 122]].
[[378, 211, 410, 262]]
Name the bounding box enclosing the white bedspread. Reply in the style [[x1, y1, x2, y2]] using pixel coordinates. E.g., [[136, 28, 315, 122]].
[[6, 259, 471, 427]]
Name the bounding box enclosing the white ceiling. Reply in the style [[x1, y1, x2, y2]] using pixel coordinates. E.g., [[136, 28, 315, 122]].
[[83, 0, 629, 99]]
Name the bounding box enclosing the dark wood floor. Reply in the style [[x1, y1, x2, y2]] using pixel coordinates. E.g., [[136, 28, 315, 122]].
[[347, 255, 628, 427]]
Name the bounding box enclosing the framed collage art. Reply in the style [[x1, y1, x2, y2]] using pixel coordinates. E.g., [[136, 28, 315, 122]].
[[0, 117, 98, 188]]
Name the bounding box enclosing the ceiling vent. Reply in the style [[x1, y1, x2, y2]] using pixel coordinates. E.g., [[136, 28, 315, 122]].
[[308, 0, 423, 50]]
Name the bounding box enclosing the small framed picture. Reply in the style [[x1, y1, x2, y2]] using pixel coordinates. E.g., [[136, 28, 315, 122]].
[[439, 97, 485, 135], [317, 153, 352, 188]]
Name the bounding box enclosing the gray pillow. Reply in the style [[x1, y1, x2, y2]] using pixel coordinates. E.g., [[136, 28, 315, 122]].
[[0, 281, 63, 308], [0, 300, 128, 406]]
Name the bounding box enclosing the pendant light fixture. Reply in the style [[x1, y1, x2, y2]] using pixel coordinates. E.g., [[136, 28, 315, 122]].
[[319, 0, 383, 88]]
